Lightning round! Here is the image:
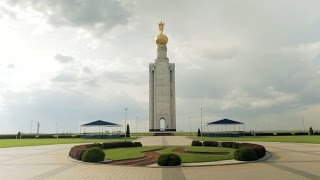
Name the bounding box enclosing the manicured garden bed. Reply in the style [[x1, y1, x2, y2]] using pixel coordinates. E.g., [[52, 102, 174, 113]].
[[157, 146, 235, 163], [69, 141, 267, 165], [104, 146, 163, 160]]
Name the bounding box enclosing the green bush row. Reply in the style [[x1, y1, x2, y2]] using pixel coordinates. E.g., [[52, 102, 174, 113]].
[[192, 141, 240, 149]]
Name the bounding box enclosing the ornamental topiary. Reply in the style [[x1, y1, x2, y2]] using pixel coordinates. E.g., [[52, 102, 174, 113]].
[[82, 147, 105, 162], [240, 143, 266, 158], [232, 142, 240, 149], [191, 140, 202, 146], [309, 127, 314, 135], [197, 128, 201, 137], [234, 148, 258, 161], [69, 145, 90, 160], [203, 141, 219, 147], [157, 153, 181, 166]]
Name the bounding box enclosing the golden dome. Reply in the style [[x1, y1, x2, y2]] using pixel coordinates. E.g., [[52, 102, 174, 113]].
[[155, 33, 168, 44], [155, 21, 168, 45]]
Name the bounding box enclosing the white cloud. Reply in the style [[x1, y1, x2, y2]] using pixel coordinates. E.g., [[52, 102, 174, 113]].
[[54, 53, 74, 63], [6, 0, 133, 36]]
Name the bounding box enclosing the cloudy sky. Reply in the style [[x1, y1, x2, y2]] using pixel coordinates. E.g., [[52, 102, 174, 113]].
[[0, 0, 320, 134]]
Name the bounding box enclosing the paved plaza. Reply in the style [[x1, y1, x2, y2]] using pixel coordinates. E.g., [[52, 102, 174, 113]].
[[0, 136, 319, 179]]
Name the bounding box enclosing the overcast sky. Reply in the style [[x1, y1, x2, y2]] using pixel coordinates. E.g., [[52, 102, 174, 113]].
[[0, 0, 320, 134]]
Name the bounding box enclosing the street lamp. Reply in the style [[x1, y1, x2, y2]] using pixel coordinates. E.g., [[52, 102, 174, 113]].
[[200, 107, 203, 141], [189, 116, 191, 138], [31, 120, 33, 134], [124, 107, 128, 142]]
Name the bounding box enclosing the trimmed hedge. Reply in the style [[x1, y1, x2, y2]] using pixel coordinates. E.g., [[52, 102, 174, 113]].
[[157, 153, 181, 166], [234, 148, 258, 161], [203, 141, 219, 147], [220, 142, 234, 148], [232, 142, 240, 149], [133, 142, 142, 147], [82, 147, 105, 162], [191, 140, 202, 146], [102, 141, 138, 149], [240, 143, 266, 158]]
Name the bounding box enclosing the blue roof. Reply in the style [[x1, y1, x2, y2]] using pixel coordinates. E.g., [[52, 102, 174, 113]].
[[81, 120, 121, 127], [206, 119, 244, 125]]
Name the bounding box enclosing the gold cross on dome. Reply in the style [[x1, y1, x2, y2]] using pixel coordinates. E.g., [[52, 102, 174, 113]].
[[159, 21, 164, 33]]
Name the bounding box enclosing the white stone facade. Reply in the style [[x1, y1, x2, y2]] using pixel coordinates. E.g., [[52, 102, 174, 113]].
[[149, 44, 176, 132]]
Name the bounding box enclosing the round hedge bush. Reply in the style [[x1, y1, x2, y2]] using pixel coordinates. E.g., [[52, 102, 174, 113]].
[[234, 148, 258, 161], [157, 153, 181, 166], [82, 147, 105, 162]]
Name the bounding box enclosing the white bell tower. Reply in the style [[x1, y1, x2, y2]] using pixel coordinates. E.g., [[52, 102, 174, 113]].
[[149, 21, 176, 132]]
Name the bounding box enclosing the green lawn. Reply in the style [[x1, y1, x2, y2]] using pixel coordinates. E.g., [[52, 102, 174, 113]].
[[192, 136, 320, 144], [0, 138, 136, 148], [157, 146, 235, 163], [104, 146, 164, 160]]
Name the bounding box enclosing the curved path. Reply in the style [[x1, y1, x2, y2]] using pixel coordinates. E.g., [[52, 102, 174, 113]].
[[0, 136, 320, 179]]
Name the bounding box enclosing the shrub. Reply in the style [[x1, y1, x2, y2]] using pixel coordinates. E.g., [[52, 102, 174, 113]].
[[203, 141, 218, 147], [126, 124, 130, 138], [197, 128, 201, 137], [157, 153, 181, 166], [133, 142, 142, 147], [82, 147, 105, 162], [191, 140, 202, 146], [102, 141, 142, 149], [17, 131, 21, 139], [232, 142, 240, 149], [69, 145, 90, 160], [38, 134, 55, 138], [234, 148, 258, 161], [276, 132, 292, 136], [240, 143, 266, 158], [295, 132, 308, 135], [220, 142, 234, 148], [309, 127, 314, 135]]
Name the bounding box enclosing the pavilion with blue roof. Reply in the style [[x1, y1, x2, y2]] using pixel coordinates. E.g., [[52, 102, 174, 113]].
[[203, 118, 245, 137], [80, 120, 122, 138]]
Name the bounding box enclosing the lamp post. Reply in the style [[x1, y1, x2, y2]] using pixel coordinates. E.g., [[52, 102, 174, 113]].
[[200, 107, 203, 141], [31, 120, 33, 134], [189, 116, 191, 138], [124, 108, 128, 142], [136, 116, 138, 133]]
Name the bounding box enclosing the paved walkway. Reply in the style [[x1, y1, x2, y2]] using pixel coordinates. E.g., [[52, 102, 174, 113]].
[[0, 136, 319, 179]]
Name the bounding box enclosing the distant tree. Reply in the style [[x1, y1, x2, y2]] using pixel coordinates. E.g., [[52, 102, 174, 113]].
[[17, 131, 21, 139], [309, 127, 314, 135], [197, 128, 201, 137], [126, 124, 130, 137]]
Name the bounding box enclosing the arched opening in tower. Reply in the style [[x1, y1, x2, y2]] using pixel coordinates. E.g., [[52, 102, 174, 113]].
[[160, 118, 165, 131]]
